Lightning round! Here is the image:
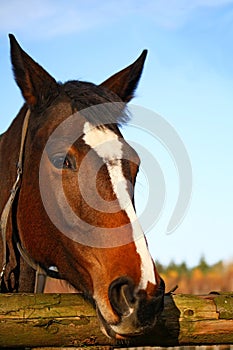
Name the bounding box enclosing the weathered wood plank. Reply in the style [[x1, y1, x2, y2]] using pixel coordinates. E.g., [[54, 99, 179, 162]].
[[0, 293, 232, 348], [0, 293, 107, 348]]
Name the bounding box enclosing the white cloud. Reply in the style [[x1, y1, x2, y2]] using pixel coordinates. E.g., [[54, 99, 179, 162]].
[[135, 0, 233, 29], [1, 0, 233, 38], [0, 0, 110, 38], [0, 0, 54, 32]]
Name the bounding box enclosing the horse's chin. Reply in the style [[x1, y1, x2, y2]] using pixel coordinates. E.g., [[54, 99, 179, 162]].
[[96, 306, 151, 340], [96, 307, 123, 339]]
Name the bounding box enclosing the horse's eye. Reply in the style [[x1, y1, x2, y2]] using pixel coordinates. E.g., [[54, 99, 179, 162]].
[[51, 155, 75, 170]]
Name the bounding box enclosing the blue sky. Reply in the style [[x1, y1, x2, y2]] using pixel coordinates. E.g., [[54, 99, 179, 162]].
[[0, 0, 233, 266]]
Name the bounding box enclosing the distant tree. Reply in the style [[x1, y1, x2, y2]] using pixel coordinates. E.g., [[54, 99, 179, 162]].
[[166, 260, 177, 273], [178, 261, 189, 275], [212, 260, 224, 271], [197, 255, 209, 274]]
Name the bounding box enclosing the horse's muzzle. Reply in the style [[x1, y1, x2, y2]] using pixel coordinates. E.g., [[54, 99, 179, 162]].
[[97, 276, 165, 339]]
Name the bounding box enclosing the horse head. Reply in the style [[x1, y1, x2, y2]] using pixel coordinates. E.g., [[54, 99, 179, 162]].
[[4, 35, 165, 339]]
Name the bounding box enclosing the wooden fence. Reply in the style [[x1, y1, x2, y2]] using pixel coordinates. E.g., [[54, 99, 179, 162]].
[[0, 292, 232, 348]]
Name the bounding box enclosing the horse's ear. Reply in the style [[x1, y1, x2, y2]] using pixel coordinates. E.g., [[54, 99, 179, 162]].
[[100, 50, 148, 102], [9, 34, 58, 107]]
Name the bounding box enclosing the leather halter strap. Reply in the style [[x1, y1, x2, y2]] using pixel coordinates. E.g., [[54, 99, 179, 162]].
[[0, 109, 59, 293]]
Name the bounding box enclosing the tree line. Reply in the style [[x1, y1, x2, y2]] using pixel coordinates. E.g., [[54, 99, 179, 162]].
[[156, 257, 233, 293]]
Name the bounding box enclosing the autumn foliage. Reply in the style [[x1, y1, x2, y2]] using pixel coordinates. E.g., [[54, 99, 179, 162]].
[[157, 257, 233, 294]]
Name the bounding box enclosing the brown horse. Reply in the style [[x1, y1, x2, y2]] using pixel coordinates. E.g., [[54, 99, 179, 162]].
[[0, 35, 164, 339]]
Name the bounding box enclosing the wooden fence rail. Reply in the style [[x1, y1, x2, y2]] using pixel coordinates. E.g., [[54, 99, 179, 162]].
[[0, 292, 232, 348]]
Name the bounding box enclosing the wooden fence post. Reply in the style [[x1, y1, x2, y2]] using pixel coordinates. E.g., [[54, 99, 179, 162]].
[[0, 292, 232, 348]]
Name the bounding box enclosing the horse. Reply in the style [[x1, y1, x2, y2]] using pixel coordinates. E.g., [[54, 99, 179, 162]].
[[0, 34, 165, 339]]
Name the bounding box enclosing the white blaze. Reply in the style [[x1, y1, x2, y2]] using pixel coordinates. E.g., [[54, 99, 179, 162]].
[[83, 122, 156, 289]]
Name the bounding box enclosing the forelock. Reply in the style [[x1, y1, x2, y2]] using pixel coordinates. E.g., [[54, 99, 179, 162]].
[[63, 81, 130, 126]]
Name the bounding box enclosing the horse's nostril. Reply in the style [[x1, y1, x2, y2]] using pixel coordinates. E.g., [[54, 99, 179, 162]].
[[109, 277, 136, 317]]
